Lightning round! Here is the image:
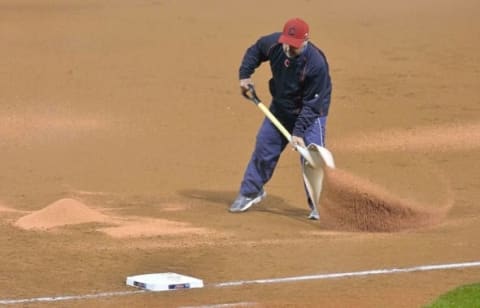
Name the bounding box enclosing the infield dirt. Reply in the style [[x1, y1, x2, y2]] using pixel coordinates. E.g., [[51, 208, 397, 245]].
[[1, 0, 480, 307]]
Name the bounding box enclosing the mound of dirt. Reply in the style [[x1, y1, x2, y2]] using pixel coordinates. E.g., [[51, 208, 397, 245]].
[[14, 198, 108, 230], [320, 168, 448, 232], [13, 198, 210, 239]]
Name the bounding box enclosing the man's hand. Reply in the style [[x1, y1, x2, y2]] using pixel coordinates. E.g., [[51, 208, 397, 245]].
[[291, 135, 306, 150], [240, 78, 254, 96]]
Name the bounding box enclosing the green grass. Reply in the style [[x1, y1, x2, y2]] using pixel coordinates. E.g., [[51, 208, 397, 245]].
[[424, 283, 480, 308]]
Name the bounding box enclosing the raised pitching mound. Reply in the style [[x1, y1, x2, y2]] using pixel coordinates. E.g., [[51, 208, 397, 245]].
[[319, 168, 449, 232]]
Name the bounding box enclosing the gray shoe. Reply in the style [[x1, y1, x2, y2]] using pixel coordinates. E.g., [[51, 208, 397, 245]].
[[308, 208, 320, 220], [229, 190, 266, 213]]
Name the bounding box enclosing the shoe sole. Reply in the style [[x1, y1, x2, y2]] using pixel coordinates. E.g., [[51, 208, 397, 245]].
[[231, 191, 266, 213]]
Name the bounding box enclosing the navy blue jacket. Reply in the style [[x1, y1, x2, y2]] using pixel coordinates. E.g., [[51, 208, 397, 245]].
[[239, 32, 332, 138]]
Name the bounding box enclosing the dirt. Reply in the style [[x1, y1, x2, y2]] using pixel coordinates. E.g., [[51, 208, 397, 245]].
[[14, 198, 108, 230], [334, 123, 480, 153], [320, 168, 450, 232], [13, 198, 212, 240], [1, 0, 480, 307]]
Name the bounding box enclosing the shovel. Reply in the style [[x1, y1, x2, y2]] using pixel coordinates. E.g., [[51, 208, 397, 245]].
[[242, 85, 335, 217]]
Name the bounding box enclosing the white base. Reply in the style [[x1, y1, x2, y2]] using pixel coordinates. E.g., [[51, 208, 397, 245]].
[[126, 272, 204, 291]]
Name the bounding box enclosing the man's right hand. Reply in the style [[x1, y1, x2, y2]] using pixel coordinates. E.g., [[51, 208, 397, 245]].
[[240, 78, 254, 96], [291, 135, 306, 150]]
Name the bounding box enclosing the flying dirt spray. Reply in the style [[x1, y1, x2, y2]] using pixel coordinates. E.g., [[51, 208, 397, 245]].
[[319, 168, 451, 232], [317, 123, 466, 232]]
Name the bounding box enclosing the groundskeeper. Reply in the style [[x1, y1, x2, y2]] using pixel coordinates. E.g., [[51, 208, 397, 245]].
[[230, 17, 333, 220]]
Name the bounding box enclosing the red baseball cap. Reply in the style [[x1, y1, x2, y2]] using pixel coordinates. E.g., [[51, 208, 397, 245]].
[[278, 18, 309, 48]]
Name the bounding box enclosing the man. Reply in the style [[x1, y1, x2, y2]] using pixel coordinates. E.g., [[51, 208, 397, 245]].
[[229, 17, 332, 220]]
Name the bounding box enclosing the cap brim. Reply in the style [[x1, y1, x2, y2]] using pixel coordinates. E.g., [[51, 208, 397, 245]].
[[278, 34, 304, 48]]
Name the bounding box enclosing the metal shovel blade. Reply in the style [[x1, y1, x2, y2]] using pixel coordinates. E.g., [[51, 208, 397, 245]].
[[308, 143, 335, 169], [302, 143, 336, 216], [297, 143, 335, 169], [303, 163, 324, 216], [295, 145, 316, 167]]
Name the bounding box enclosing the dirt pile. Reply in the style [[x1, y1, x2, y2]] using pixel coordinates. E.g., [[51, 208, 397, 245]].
[[14, 198, 108, 230], [12, 198, 210, 239], [320, 168, 448, 232]]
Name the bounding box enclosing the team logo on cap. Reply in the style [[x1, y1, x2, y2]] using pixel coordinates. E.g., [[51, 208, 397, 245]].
[[288, 27, 296, 36]]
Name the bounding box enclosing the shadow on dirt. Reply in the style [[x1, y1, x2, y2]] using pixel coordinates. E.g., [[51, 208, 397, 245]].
[[178, 189, 315, 224]]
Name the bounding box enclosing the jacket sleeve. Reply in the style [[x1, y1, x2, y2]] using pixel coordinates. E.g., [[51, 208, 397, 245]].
[[292, 64, 332, 138], [239, 34, 278, 79]]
